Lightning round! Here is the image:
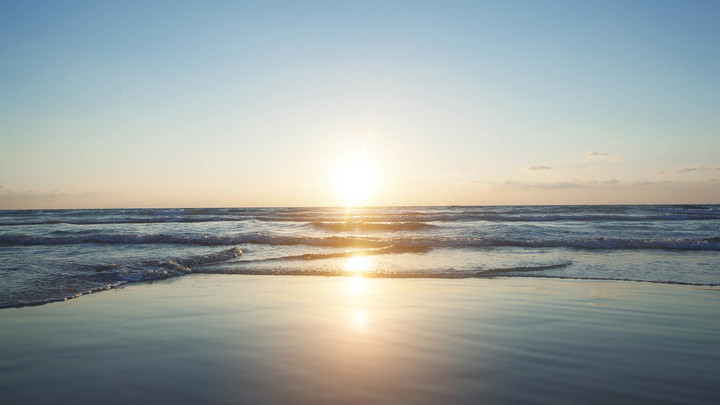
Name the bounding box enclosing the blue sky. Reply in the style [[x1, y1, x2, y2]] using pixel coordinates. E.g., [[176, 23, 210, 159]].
[[1, 0, 718, 207]]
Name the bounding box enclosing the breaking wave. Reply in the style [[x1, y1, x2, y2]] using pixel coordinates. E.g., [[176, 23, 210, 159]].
[[2, 233, 720, 251], [0, 248, 243, 309], [200, 260, 574, 279], [2, 205, 719, 309], [310, 221, 436, 232]]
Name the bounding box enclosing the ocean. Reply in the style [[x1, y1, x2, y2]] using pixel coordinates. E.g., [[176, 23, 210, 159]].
[[1, 205, 719, 308]]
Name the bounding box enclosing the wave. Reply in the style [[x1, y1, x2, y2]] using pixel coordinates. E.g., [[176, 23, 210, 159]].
[[4, 205, 719, 226], [0, 216, 253, 226], [0, 247, 244, 309], [240, 245, 432, 263], [200, 262, 572, 279], [3, 232, 720, 251], [310, 221, 436, 232], [474, 261, 574, 276], [223, 260, 575, 278], [95, 247, 244, 281], [499, 274, 720, 287], [255, 213, 720, 223], [0, 233, 386, 248], [3, 245, 717, 309], [0, 281, 128, 309], [200, 260, 718, 286], [250, 205, 720, 223]]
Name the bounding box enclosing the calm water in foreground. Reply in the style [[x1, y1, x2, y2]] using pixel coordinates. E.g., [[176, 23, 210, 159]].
[[1, 275, 718, 404], [1, 205, 719, 307]]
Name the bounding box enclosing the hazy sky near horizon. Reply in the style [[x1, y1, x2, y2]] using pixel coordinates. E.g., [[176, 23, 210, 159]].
[[1, 0, 719, 208]]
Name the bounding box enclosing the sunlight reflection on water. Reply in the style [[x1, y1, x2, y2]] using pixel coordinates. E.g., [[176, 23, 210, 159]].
[[351, 311, 367, 330], [345, 258, 371, 331], [344, 256, 375, 274]]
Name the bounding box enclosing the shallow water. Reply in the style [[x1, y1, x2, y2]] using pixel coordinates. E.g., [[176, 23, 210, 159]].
[[1, 205, 719, 307], [1, 275, 718, 404]]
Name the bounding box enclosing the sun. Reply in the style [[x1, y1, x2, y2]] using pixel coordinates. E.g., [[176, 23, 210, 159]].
[[334, 152, 377, 206]]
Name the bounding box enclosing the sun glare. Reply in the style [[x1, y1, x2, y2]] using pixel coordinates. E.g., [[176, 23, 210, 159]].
[[344, 256, 373, 274], [334, 152, 377, 206]]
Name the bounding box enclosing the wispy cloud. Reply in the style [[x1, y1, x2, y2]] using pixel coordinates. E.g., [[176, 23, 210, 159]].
[[499, 180, 584, 190], [586, 152, 624, 161], [498, 178, 679, 189], [678, 165, 720, 173], [527, 165, 551, 171], [535, 181, 583, 189], [634, 180, 673, 186], [0, 186, 104, 202], [0, 186, 63, 201], [587, 178, 621, 185]]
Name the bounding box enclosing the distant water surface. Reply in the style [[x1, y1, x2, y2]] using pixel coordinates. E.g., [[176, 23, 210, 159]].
[[1, 205, 719, 307]]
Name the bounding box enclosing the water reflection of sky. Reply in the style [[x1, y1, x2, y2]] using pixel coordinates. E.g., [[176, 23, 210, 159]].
[[345, 256, 372, 331], [3, 275, 717, 404]]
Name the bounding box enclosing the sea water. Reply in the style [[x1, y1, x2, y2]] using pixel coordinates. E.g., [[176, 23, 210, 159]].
[[1, 205, 719, 307]]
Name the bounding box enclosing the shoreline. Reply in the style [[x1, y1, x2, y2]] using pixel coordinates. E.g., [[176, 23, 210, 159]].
[[2, 272, 718, 310], [2, 275, 719, 404]]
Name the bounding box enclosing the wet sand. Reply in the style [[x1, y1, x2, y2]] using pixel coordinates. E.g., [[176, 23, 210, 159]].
[[1, 275, 718, 404]]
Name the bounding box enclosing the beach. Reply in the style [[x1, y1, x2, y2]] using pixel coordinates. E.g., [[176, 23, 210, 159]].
[[4, 1, 720, 403], [2, 275, 718, 404]]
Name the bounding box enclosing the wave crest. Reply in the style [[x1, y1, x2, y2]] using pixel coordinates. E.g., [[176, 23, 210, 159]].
[[310, 221, 436, 232], [3, 232, 720, 251]]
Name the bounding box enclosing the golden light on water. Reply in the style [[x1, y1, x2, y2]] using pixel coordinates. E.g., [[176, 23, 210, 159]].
[[343, 255, 375, 330], [345, 256, 374, 294], [347, 274, 367, 295], [351, 311, 367, 329], [334, 152, 377, 206], [344, 256, 373, 274]]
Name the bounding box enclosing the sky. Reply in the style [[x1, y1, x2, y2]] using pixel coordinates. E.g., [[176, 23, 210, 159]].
[[1, 0, 719, 208]]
